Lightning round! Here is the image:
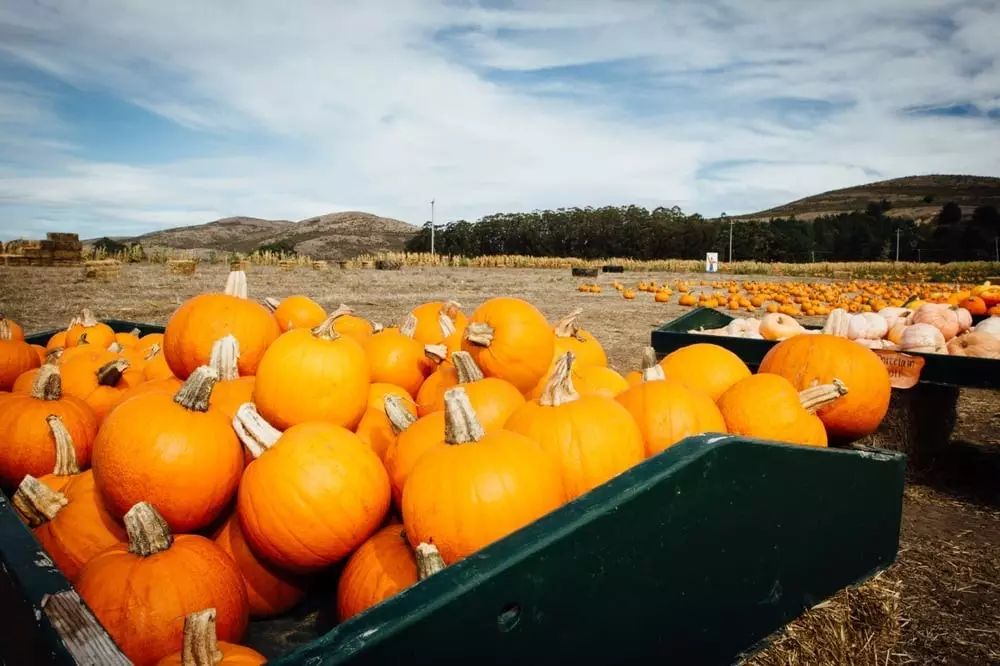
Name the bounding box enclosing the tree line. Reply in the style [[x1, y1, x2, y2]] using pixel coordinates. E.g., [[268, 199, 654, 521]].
[[405, 202, 1000, 263]]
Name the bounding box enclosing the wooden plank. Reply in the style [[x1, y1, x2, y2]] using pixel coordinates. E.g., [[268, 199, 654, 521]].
[[41, 591, 130, 665]]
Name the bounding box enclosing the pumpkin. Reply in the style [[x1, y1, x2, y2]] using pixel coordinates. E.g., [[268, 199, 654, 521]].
[[877, 307, 913, 330], [0, 316, 40, 391], [143, 344, 175, 381], [76, 503, 249, 666], [206, 335, 255, 420], [656, 343, 751, 401], [0, 313, 24, 340], [974, 316, 1000, 337], [415, 360, 458, 416], [616, 370, 727, 457], [847, 312, 889, 341], [946, 331, 1000, 358], [92, 366, 243, 532], [336, 524, 445, 622], [408, 300, 467, 352], [959, 296, 987, 316], [822, 308, 851, 337], [30, 344, 47, 364], [898, 323, 947, 353], [462, 297, 555, 393], [382, 409, 445, 506], [910, 303, 961, 341], [329, 304, 376, 344], [413, 351, 524, 426], [538, 363, 629, 400], [35, 415, 86, 492], [401, 387, 566, 563], [505, 353, 644, 499], [163, 271, 280, 379], [114, 328, 142, 349], [717, 374, 848, 447], [213, 514, 308, 618], [267, 294, 327, 332], [61, 353, 142, 423], [363, 315, 440, 397], [759, 313, 804, 341], [46, 327, 69, 351], [253, 311, 370, 430], [0, 365, 97, 490], [550, 309, 608, 368], [235, 404, 390, 572], [12, 473, 126, 581], [624, 347, 658, 387], [156, 608, 265, 666], [759, 334, 891, 442], [138, 332, 165, 354], [65, 309, 116, 349], [956, 306, 973, 333], [354, 384, 418, 460], [12, 366, 40, 393]]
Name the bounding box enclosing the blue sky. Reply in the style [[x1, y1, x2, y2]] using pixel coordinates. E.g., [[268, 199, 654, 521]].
[[1, 0, 999, 239]]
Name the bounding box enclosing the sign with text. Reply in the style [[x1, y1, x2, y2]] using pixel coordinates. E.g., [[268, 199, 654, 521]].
[[705, 252, 719, 273], [873, 350, 925, 389]]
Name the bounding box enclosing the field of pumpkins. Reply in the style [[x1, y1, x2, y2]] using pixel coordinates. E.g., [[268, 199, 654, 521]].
[[0, 268, 951, 664]]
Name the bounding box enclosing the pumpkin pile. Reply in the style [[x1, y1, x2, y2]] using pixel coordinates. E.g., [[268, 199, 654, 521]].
[[0, 271, 896, 663]]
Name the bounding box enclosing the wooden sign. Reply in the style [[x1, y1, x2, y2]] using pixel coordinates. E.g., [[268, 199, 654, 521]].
[[873, 350, 925, 389]]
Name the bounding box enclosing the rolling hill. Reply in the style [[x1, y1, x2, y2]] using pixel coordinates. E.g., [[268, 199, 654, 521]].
[[735, 175, 1000, 222]]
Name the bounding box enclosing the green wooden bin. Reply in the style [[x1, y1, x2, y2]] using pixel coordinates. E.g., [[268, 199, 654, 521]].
[[2, 320, 907, 664]]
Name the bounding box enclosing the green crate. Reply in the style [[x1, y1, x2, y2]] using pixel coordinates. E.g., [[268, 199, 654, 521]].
[[651, 307, 999, 389]]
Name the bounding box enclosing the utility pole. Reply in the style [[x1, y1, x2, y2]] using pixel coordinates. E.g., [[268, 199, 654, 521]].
[[721, 213, 732, 263], [430, 199, 435, 257], [895, 228, 901, 262], [995, 236, 999, 262]]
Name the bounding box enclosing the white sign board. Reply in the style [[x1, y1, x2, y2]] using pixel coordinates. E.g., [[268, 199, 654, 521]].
[[705, 252, 719, 273]]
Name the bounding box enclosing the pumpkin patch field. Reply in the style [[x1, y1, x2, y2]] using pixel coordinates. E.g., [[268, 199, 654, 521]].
[[0, 262, 997, 665]]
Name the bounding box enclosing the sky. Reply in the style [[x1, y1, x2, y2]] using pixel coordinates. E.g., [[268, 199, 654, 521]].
[[1, 0, 999, 239]]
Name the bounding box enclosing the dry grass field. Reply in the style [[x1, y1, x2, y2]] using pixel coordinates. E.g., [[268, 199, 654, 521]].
[[1, 263, 997, 664]]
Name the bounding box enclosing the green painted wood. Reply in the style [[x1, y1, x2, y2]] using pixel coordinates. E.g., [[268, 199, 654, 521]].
[[23, 320, 165, 345], [651, 307, 999, 388]]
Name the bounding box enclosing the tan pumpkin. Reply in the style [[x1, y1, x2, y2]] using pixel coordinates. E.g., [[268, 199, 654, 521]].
[[759, 313, 805, 341], [946, 331, 1000, 358], [910, 303, 961, 341]]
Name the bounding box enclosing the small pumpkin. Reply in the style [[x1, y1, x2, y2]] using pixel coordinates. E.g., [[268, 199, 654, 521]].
[[656, 343, 751, 401], [156, 608, 265, 666], [531, 363, 628, 400], [408, 300, 467, 352], [946, 331, 1000, 358], [267, 294, 327, 332], [0, 313, 25, 340], [354, 384, 418, 460], [253, 311, 370, 430], [114, 328, 142, 349], [413, 351, 524, 426], [363, 315, 440, 397], [415, 360, 459, 416], [235, 404, 390, 572], [61, 353, 142, 423], [898, 323, 947, 353], [759, 313, 805, 341], [401, 387, 566, 563], [163, 271, 280, 379], [0, 316, 40, 391], [65, 309, 115, 349], [92, 366, 243, 532], [336, 524, 445, 622], [910, 303, 961, 341], [550, 309, 608, 368], [76, 503, 249, 666], [142, 344, 175, 381], [462, 297, 555, 393], [329, 304, 376, 344], [959, 296, 987, 316], [505, 353, 644, 499]]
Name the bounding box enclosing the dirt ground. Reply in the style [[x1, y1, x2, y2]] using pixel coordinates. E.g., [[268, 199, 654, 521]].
[[1, 264, 998, 664]]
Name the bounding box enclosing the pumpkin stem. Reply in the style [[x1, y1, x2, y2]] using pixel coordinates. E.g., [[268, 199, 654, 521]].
[[45, 348, 64, 364], [385, 395, 417, 434], [74, 331, 89, 346], [129, 327, 141, 337], [464, 322, 494, 347], [451, 351, 484, 383], [553, 308, 585, 340], [173, 366, 219, 412], [443, 387, 485, 444], [79, 308, 99, 327], [262, 296, 280, 312], [47, 415, 81, 476], [180, 609, 223, 666], [0, 319, 11, 341], [12, 475, 67, 527], [31, 364, 63, 401], [399, 313, 419, 338], [106, 341, 125, 353], [424, 344, 448, 363], [415, 542, 446, 579], [438, 312, 456, 338], [372, 322, 385, 334], [312, 305, 354, 340], [233, 403, 281, 458], [639, 347, 665, 382], [208, 335, 241, 381], [223, 271, 248, 299], [539, 352, 580, 407], [144, 343, 162, 361], [799, 379, 849, 413], [124, 502, 173, 557], [96, 359, 129, 387]]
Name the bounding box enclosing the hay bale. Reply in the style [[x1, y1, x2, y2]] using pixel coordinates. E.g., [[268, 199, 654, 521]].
[[1, 254, 29, 266], [278, 259, 297, 271], [741, 573, 900, 666], [167, 259, 197, 275], [375, 259, 402, 270], [602, 264, 625, 273], [571, 267, 599, 277], [229, 260, 249, 272], [312, 260, 329, 271], [84, 259, 121, 280], [336, 260, 349, 269], [360, 260, 374, 269]]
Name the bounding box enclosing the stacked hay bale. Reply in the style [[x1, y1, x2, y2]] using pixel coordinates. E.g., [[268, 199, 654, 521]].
[[84, 259, 121, 280], [278, 259, 296, 271], [0, 233, 82, 266], [48, 233, 83, 266], [167, 259, 197, 275], [375, 259, 403, 270], [312, 260, 329, 271], [230, 259, 249, 272]]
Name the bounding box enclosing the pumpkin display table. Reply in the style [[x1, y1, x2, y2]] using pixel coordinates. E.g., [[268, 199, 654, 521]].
[[0, 319, 907, 665]]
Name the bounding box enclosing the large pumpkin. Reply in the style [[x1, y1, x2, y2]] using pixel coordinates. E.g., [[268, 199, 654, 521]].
[[253, 311, 370, 430], [336, 523, 445, 622], [12, 472, 126, 581], [156, 609, 265, 666], [207, 335, 256, 420], [76, 503, 249, 666], [354, 384, 418, 460], [462, 297, 555, 393], [65, 309, 116, 349], [267, 294, 327, 332], [0, 316, 40, 391], [92, 366, 243, 532], [363, 315, 441, 398], [758, 334, 891, 442], [214, 513, 308, 618], [408, 300, 466, 352], [235, 405, 390, 572], [401, 387, 566, 563], [61, 352, 142, 423], [0, 365, 97, 490], [657, 343, 751, 401], [163, 271, 279, 379]]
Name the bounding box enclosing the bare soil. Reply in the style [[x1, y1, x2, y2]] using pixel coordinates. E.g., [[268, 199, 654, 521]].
[[1, 263, 997, 664]]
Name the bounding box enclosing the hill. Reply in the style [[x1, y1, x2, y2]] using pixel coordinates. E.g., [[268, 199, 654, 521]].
[[735, 175, 1000, 222], [105, 212, 417, 259]]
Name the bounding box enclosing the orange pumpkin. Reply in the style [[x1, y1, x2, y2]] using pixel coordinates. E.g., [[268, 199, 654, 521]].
[[415, 360, 458, 416], [363, 315, 440, 397], [65, 309, 116, 349], [214, 514, 308, 618], [35, 415, 86, 493], [330, 304, 376, 344], [114, 328, 142, 349], [61, 352, 142, 423], [336, 524, 445, 622], [11, 366, 39, 393], [109, 375, 184, 413], [408, 300, 467, 352], [402, 387, 566, 563], [382, 409, 445, 506], [138, 332, 165, 355], [235, 405, 390, 572], [92, 366, 243, 532], [76, 503, 249, 666], [624, 348, 659, 388], [156, 609, 265, 666], [206, 335, 255, 420], [268, 294, 327, 332], [759, 334, 891, 442], [462, 297, 555, 393], [657, 343, 751, 401], [717, 374, 848, 447], [958, 296, 987, 316], [528, 362, 628, 400], [12, 472, 126, 581], [0, 365, 97, 490], [354, 384, 418, 460], [30, 344, 47, 364], [46, 327, 69, 351], [0, 316, 40, 391], [142, 344, 175, 381], [506, 353, 644, 499], [413, 351, 524, 426], [163, 271, 280, 379], [253, 311, 370, 430], [550, 309, 607, 367], [0, 313, 24, 340]]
